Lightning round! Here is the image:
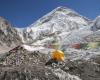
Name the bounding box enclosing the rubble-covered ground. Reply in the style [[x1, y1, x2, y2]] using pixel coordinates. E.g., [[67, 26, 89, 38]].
[[0, 46, 100, 80]]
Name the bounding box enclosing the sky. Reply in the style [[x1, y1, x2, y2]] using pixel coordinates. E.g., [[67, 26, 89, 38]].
[[0, 0, 100, 28]]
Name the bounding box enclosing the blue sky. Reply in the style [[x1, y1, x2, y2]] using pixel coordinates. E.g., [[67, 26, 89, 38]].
[[0, 0, 100, 27]]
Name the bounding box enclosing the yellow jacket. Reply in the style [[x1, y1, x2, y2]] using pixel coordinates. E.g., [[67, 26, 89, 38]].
[[51, 50, 64, 61]]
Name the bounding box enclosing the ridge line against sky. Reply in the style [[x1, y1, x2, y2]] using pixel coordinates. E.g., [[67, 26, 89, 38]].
[[0, 0, 100, 28]]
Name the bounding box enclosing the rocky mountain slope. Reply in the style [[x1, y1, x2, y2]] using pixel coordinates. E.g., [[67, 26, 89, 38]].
[[0, 17, 21, 54], [0, 46, 100, 80]]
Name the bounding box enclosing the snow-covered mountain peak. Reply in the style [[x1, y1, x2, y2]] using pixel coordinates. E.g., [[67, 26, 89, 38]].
[[95, 15, 100, 24], [91, 15, 100, 31], [96, 15, 100, 18], [21, 6, 93, 43], [29, 6, 91, 28], [52, 6, 77, 14]]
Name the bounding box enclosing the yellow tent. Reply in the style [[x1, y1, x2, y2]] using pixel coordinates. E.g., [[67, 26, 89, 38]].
[[51, 50, 64, 61], [50, 32, 65, 61]]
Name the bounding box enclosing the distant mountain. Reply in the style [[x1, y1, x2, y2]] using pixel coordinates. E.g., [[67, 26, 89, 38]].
[[21, 6, 92, 44], [91, 16, 100, 31], [0, 17, 21, 54]]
